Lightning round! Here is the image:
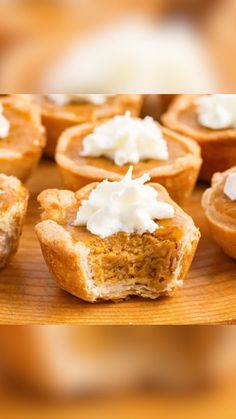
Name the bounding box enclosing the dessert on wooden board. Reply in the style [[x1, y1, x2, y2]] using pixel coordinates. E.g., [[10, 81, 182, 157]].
[[0, 95, 46, 181], [1, 94, 236, 321], [56, 111, 202, 204], [36, 168, 200, 302], [162, 94, 236, 182], [0, 174, 28, 269], [31, 94, 143, 158], [202, 166, 236, 260]]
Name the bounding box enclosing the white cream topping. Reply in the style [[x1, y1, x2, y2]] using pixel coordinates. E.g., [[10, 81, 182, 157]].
[[74, 167, 174, 238], [80, 112, 169, 166], [224, 173, 236, 201], [195, 94, 236, 129], [47, 94, 108, 105], [0, 103, 10, 139]]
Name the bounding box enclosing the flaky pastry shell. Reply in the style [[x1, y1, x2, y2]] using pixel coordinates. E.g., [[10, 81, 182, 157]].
[[56, 121, 202, 205], [202, 167, 236, 260], [37, 95, 143, 158], [0, 95, 46, 182], [36, 182, 200, 302], [162, 94, 236, 182], [0, 174, 29, 269]]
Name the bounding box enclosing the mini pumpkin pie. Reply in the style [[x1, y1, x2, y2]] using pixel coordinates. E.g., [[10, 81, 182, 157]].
[[35, 167, 200, 302], [55, 112, 202, 204], [202, 166, 236, 260], [162, 94, 236, 182], [32, 94, 143, 158], [0, 95, 46, 181], [0, 174, 28, 269]]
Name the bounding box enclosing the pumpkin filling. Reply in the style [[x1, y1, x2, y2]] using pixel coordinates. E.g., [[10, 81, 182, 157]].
[[85, 233, 179, 294]]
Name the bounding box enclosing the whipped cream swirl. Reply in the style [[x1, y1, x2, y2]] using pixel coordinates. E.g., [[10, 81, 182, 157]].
[[47, 94, 108, 105], [74, 167, 174, 238], [195, 94, 236, 130], [224, 173, 236, 201], [0, 103, 10, 139], [80, 112, 169, 166]]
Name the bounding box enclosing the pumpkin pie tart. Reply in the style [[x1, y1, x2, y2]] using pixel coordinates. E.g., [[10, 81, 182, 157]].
[[55, 113, 202, 204], [162, 94, 236, 182], [32, 94, 143, 158], [35, 168, 200, 302], [202, 166, 236, 260], [0, 95, 46, 181], [0, 174, 28, 269]]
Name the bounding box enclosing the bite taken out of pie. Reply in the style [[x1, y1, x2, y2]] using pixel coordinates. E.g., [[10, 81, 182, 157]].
[[55, 112, 202, 205], [0, 95, 46, 182], [0, 174, 29, 269], [202, 166, 236, 260], [162, 94, 236, 182], [35, 168, 200, 302], [32, 94, 143, 158]]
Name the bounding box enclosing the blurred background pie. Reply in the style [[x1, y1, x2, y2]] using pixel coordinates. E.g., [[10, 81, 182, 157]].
[[0, 0, 231, 93]]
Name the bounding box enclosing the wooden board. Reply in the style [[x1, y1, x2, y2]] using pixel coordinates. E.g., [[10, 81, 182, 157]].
[[1, 160, 236, 325]]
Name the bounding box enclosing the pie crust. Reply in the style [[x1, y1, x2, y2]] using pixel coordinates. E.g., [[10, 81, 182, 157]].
[[35, 182, 200, 302], [0, 95, 46, 181], [162, 94, 236, 182], [55, 120, 202, 204], [202, 166, 236, 260], [34, 94, 143, 158], [0, 174, 28, 269]]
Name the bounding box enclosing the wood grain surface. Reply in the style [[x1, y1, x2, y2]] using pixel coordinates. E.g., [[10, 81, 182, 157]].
[[1, 160, 236, 325]]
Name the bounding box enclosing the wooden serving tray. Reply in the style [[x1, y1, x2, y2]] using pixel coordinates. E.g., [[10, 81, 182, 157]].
[[1, 160, 236, 324]]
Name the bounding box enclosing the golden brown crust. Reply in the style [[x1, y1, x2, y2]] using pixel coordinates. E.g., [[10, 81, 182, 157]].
[[0, 95, 46, 182], [36, 220, 92, 301], [162, 94, 236, 182], [202, 167, 236, 260], [36, 183, 200, 302], [38, 95, 143, 158], [0, 174, 29, 269], [55, 121, 202, 205]]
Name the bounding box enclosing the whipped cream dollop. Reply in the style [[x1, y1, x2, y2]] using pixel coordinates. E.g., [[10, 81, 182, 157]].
[[74, 167, 174, 238], [80, 112, 169, 166], [224, 173, 236, 201], [195, 94, 236, 130], [47, 94, 108, 105], [0, 103, 10, 139]]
